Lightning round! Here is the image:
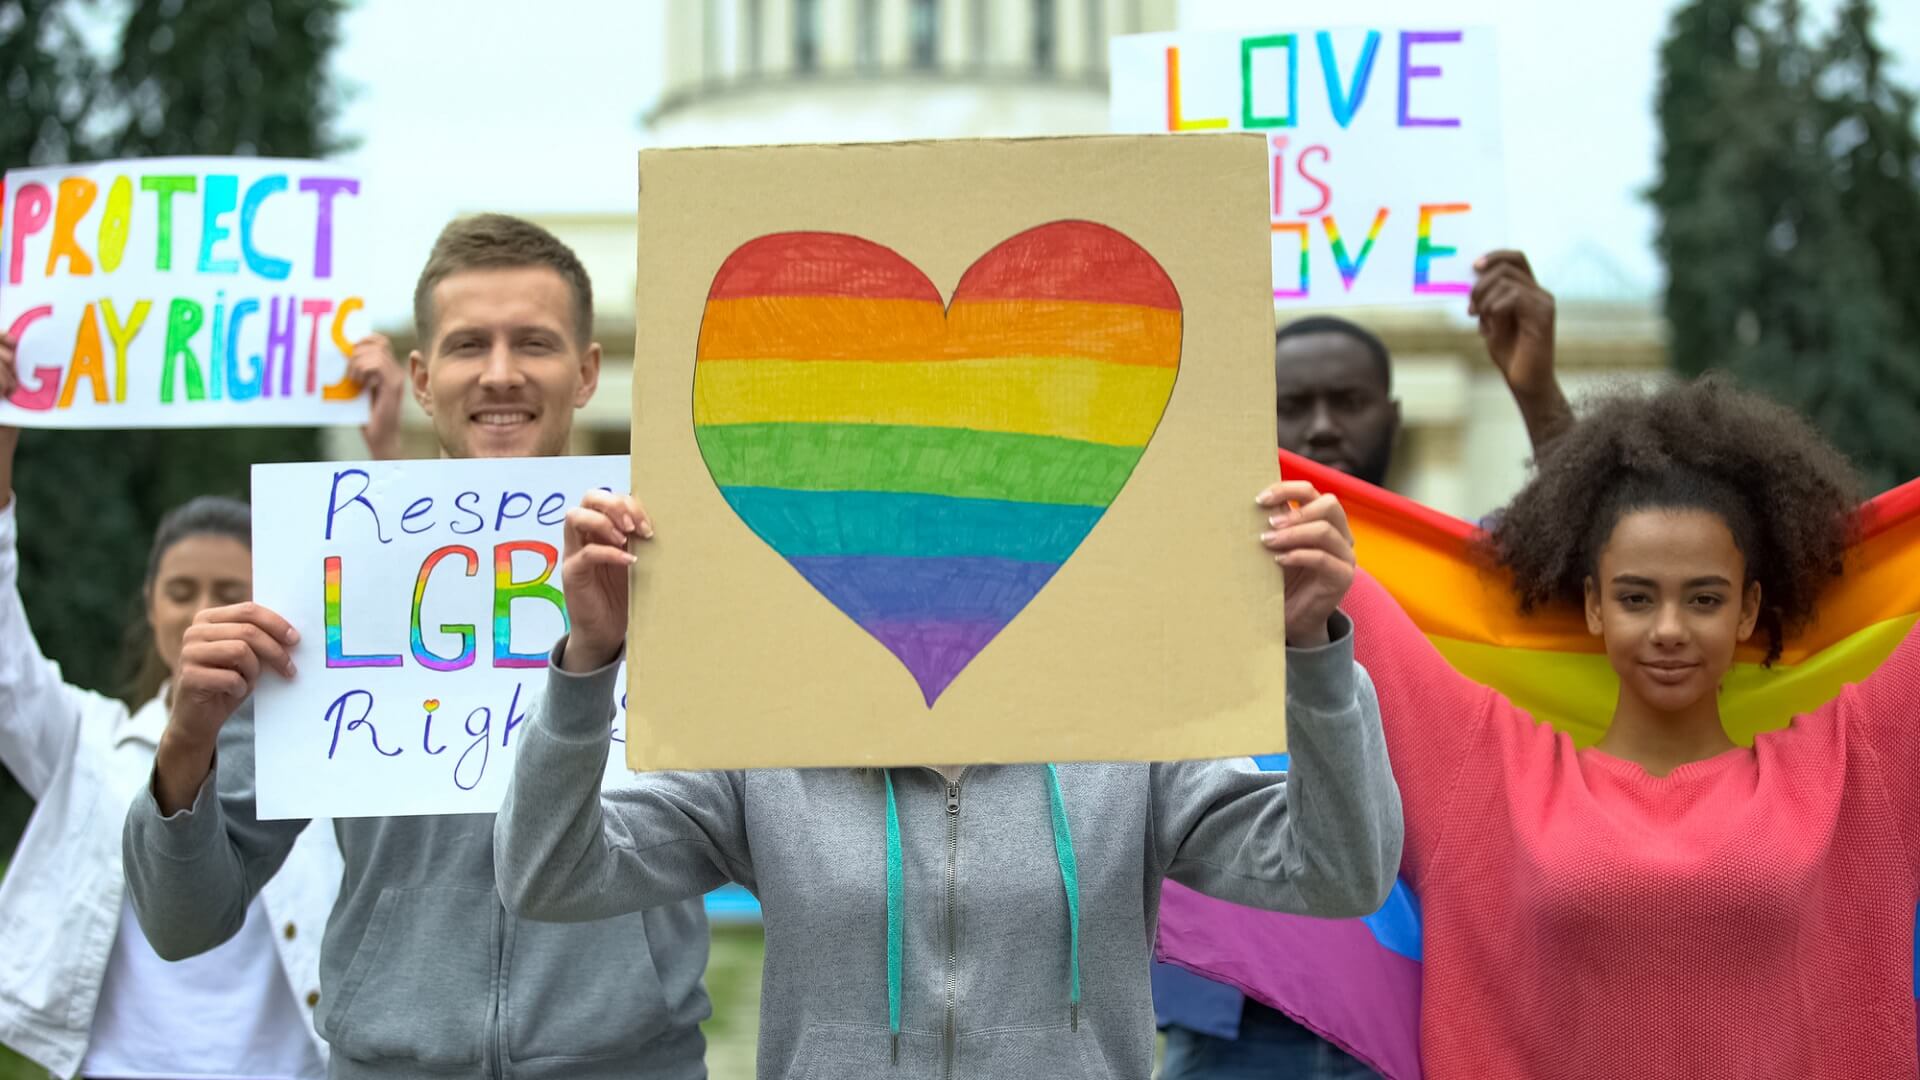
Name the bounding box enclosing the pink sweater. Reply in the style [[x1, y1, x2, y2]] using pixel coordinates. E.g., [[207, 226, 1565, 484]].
[[1345, 568, 1920, 1079]]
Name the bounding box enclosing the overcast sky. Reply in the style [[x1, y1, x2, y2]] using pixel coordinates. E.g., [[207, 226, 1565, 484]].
[[329, 0, 1920, 327]]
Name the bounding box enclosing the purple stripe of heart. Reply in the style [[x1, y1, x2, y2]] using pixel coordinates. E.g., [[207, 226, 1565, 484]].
[[860, 620, 1012, 707], [785, 555, 1064, 704]]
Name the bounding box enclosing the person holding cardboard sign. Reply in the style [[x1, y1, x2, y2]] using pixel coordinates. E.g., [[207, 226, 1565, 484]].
[[120, 216, 714, 1080], [490, 480, 1401, 1080]]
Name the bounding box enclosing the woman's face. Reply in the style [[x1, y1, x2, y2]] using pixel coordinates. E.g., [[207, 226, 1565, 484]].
[[146, 534, 253, 674], [1584, 508, 1761, 718]]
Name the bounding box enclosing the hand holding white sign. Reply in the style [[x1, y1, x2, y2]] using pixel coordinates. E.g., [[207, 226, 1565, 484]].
[[156, 602, 299, 812], [1468, 249, 1572, 447], [0, 335, 18, 507], [347, 332, 406, 460], [0, 334, 16, 402]]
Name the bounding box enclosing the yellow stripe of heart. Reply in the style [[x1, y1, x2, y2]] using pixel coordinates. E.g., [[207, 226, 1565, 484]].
[[692, 356, 1177, 447]]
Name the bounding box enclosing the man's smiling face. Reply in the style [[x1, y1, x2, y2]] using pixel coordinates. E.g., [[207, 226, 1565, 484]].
[[410, 265, 600, 459]]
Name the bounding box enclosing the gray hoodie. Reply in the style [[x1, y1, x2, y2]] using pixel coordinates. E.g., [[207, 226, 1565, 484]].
[[495, 611, 1400, 1080], [120, 700, 711, 1080]]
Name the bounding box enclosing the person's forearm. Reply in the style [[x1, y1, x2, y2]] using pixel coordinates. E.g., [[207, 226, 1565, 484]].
[[497, 653, 738, 920], [559, 632, 621, 674], [1515, 380, 1574, 453], [153, 727, 216, 815], [0, 429, 17, 510], [363, 428, 403, 462]]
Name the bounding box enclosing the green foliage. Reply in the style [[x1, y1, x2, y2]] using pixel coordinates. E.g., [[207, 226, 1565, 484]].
[[1652, 0, 1920, 494], [110, 0, 346, 159], [0, 1, 105, 164], [12, 429, 323, 695], [703, 925, 768, 1078], [0, 0, 346, 854]]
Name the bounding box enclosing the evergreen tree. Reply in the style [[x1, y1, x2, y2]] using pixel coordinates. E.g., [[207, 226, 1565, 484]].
[[1653, 0, 1920, 493], [1822, 0, 1920, 366], [0, 0, 105, 165], [1, 0, 347, 854]]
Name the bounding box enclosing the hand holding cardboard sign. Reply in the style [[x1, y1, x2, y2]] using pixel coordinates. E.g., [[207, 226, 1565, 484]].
[[1257, 480, 1355, 648], [560, 490, 651, 674], [155, 603, 300, 812]]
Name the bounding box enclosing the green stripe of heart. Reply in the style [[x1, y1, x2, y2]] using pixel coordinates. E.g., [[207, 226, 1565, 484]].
[[692, 422, 1147, 507]]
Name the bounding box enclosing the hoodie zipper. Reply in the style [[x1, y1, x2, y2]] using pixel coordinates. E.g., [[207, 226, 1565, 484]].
[[491, 902, 509, 1080], [943, 775, 962, 1080]]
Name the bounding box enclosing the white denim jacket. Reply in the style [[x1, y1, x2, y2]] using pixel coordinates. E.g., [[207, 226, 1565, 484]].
[[0, 501, 340, 1076]]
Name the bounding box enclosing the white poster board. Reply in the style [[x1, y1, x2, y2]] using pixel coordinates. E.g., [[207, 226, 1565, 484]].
[[0, 156, 371, 427], [251, 456, 629, 819], [1110, 27, 1505, 307]]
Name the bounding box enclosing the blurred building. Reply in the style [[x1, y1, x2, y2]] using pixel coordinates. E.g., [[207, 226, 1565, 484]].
[[648, 0, 1163, 145], [375, 0, 1666, 522]]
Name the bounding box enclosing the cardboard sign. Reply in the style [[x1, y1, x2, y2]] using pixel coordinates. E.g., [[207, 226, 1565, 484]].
[[1110, 28, 1505, 307], [0, 157, 371, 428], [627, 134, 1286, 771], [251, 457, 627, 819]]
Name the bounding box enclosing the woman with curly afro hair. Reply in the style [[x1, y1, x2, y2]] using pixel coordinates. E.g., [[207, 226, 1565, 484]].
[[1329, 373, 1920, 1079]]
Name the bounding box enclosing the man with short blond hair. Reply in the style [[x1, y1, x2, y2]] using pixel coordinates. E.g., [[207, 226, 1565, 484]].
[[123, 215, 713, 1080]]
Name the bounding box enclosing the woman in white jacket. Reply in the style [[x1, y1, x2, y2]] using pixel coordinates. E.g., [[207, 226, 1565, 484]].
[[0, 331, 399, 1078]]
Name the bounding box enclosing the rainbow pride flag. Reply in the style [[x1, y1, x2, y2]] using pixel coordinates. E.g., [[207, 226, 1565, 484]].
[[691, 223, 1180, 705], [1156, 449, 1920, 1079]]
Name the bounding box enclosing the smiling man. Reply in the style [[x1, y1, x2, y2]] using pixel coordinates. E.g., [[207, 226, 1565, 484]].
[[409, 222, 602, 458], [122, 216, 713, 1080]]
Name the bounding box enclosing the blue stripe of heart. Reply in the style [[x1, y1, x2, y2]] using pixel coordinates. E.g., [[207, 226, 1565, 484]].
[[785, 555, 1063, 625], [719, 487, 1108, 563]]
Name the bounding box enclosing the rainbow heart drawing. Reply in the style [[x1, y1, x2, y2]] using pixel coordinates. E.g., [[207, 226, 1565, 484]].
[[692, 221, 1182, 705]]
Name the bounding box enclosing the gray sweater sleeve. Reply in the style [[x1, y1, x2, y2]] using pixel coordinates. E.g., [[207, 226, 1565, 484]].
[[494, 640, 752, 923], [121, 699, 312, 960], [1150, 610, 1402, 918]]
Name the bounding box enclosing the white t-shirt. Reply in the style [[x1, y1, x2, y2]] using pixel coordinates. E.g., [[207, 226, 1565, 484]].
[[80, 896, 324, 1080]]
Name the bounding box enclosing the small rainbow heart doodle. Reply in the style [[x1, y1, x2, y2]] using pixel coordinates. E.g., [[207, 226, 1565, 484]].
[[692, 221, 1182, 705]]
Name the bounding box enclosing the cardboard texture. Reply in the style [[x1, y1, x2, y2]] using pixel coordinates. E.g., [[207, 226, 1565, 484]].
[[627, 134, 1283, 770]]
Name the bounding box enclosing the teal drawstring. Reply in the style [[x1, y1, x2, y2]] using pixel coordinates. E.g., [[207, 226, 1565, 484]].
[[1045, 764, 1083, 1031], [884, 770, 904, 1064], [881, 766, 1085, 1068]]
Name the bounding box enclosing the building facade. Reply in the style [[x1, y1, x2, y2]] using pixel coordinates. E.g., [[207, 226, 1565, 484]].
[[648, 0, 1172, 146]]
